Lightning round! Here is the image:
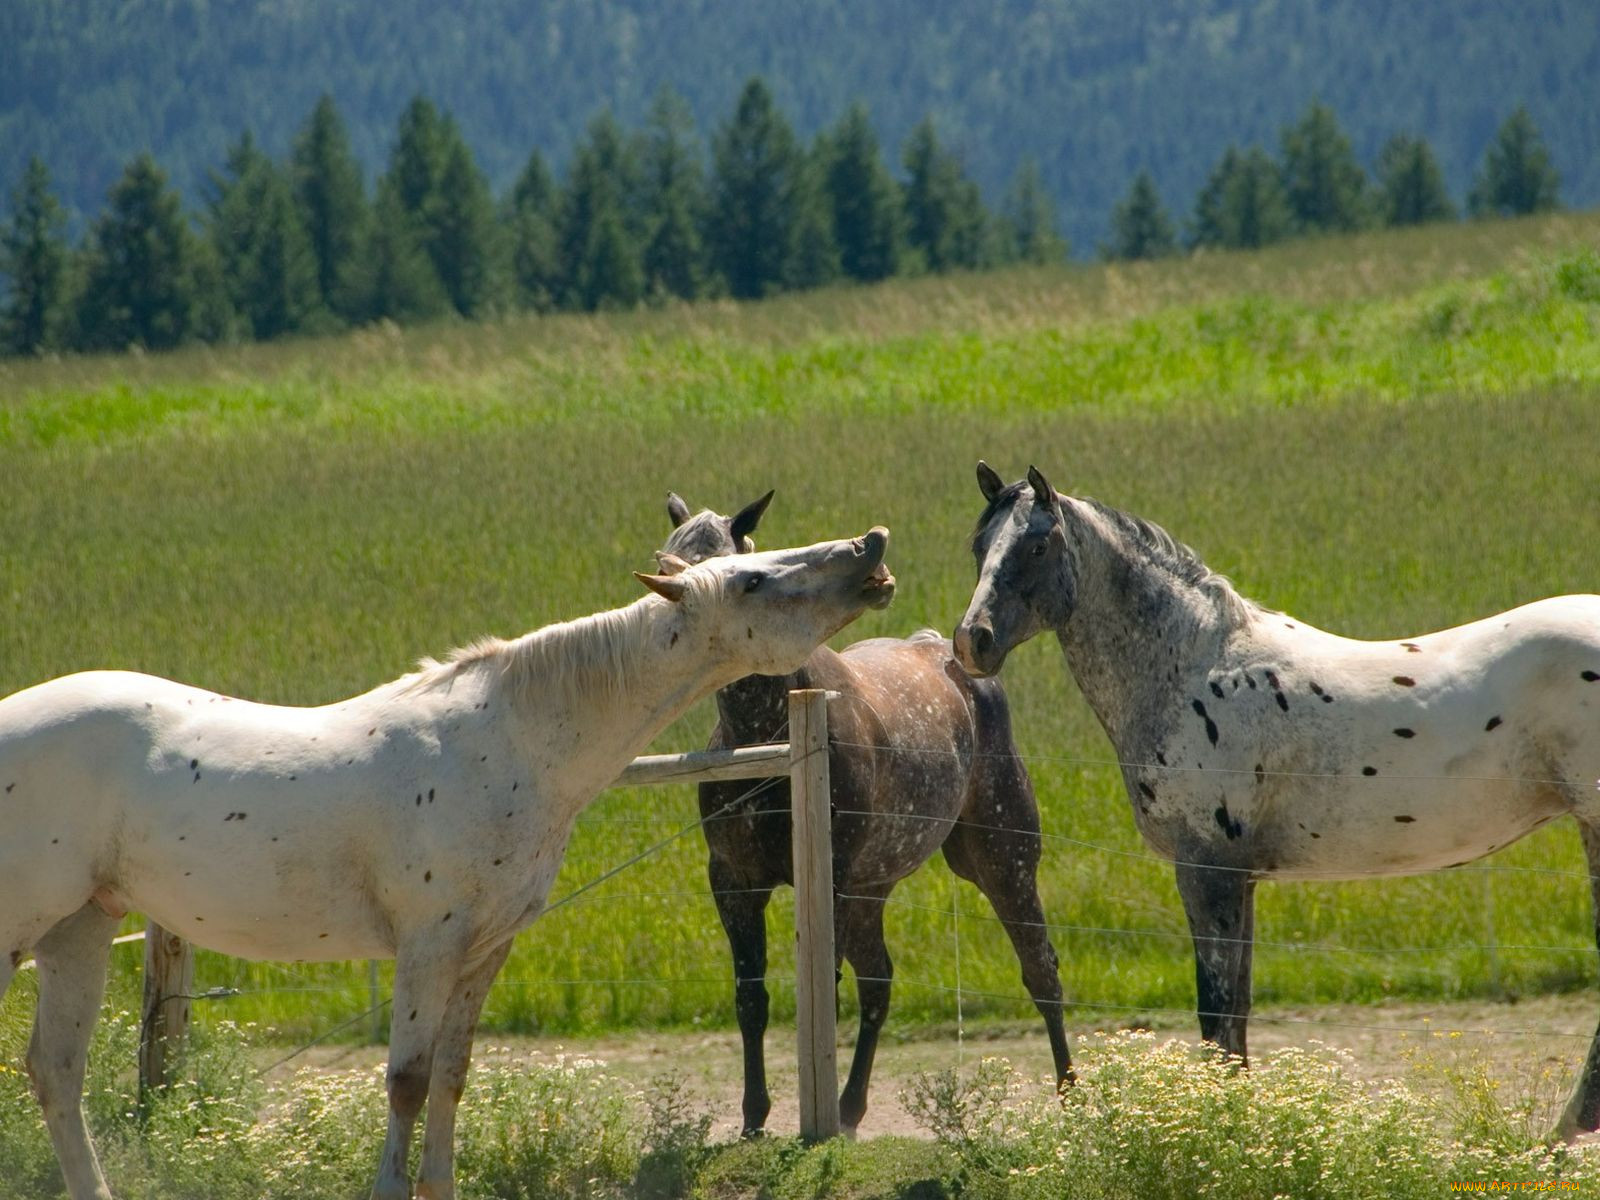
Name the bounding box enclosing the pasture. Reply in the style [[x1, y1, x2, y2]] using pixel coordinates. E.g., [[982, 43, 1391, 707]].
[[1, 210, 1600, 1193]]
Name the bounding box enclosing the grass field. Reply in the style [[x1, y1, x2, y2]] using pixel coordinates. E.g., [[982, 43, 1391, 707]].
[[2, 211, 1600, 1051]]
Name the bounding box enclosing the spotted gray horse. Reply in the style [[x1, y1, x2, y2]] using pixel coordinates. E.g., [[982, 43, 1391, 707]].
[[953, 461, 1600, 1140], [662, 490, 1073, 1136]]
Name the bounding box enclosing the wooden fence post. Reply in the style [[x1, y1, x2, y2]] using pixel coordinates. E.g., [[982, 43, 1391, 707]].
[[139, 921, 193, 1096], [789, 688, 839, 1141]]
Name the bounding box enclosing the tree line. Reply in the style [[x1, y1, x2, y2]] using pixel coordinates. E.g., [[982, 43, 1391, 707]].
[[0, 81, 1565, 357]]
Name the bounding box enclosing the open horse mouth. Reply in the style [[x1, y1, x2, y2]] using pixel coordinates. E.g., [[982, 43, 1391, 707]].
[[860, 561, 896, 608]]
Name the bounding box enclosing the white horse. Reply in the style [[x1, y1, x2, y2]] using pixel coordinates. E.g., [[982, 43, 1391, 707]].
[[953, 463, 1600, 1140], [0, 527, 895, 1200]]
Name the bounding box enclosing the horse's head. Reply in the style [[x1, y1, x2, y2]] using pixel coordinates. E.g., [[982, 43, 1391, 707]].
[[954, 462, 1075, 677], [662, 490, 775, 565], [637, 526, 895, 675]]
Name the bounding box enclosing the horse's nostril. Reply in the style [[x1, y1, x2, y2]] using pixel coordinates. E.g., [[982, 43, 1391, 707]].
[[972, 625, 995, 654]]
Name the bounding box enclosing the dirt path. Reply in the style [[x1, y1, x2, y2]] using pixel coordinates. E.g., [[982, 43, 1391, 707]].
[[260, 993, 1600, 1141]]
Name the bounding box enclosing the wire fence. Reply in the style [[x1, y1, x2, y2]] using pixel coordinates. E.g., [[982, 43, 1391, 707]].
[[42, 731, 1600, 1079]]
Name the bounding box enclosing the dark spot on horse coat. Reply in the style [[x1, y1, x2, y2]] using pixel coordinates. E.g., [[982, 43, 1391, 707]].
[[670, 631, 678, 646], [1209, 681, 1224, 699], [1394, 728, 1416, 738], [415, 794, 422, 806], [1401, 642, 1422, 653], [189, 759, 198, 770], [1244, 674, 1256, 689], [319, 932, 328, 938], [1485, 715, 1502, 731], [4, 783, 12, 793], [1155, 751, 1166, 766], [1362, 766, 1377, 776], [1309, 831, 1320, 838], [493, 858, 503, 866], [1394, 815, 1415, 823], [1393, 676, 1416, 687], [8, 950, 19, 967], [424, 871, 432, 882], [1584, 671, 1600, 682], [1254, 763, 1264, 783], [1137, 782, 1156, 807], [1309, 681, 1324, 696], [1191, 699, 1220, 746], [409, 1009, 418, 1021], [442, 911, 452, 922], [1275, 692, 1289, 712], [1214, 803, 1243, 839], [428, 788, 435, 802]]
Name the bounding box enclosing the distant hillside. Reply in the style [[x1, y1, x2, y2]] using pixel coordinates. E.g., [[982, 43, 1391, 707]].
[[3, 0, 1598, 252]]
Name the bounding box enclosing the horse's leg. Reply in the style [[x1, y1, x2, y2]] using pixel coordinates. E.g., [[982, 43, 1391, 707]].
[[1556, 820, 1600, 1139], [942, 821, 1074, 1089], [836, 887, 892, 1131], [372, 934, 468, 1200], [414, 938, 514, 1200], [709, 854, 775, 1136], [1174, 860, 1255, 1062], [26, 902, 118, 1200]]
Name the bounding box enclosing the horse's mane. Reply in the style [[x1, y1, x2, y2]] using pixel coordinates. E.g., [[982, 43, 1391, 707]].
[[404, 571, 717, 703], [1082, 497, 1260, 624], [971, 483, 1258, 625]]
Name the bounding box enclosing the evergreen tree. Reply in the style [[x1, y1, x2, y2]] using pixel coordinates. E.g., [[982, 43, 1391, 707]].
[[507, 148, 559, 311], [74, 153, 202, 351], [785, 140, 840, 290], [1469, 106, 1561, 218], [709, 78, 802, 300], [998, 157, 1066, 264], [430, 133, 502, 316], [1377, 134, 1455, 226], [390, 95, 449, 219], [290, 94, 368, 320], [0, 156, 69, 354], [208, 132, 322, 339], [1280, 100, 1371, 234], [557, 111, 643, 310], [823, 103, 900, 282], [1103, 169, 1176, 260], [900, 117, 988, 273], [1189, 145, 1291, 250], [348, 174, 450, 323], [639, 88, 708, 301]]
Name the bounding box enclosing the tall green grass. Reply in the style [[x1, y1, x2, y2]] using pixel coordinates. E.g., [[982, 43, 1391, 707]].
[[1, 214, 1598, 1044]]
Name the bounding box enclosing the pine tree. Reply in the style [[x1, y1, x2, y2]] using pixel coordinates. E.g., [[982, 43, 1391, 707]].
[[1469, 106, 1561, 218], [823, 103, 900, 282], [1280, 101, 1371, 234], [998, 158, 1066, 264], [349, 174, 450, 323], [0, 156, 69, 354], [785, 140, 840, 290], [1189, 146, 1291, 250], [1188, 145, 1241, 249], [901, 117, 988, 273], [639, 88, 708, 301], [430, 133, 502, 317], [709, 78, 802, 299], [1103, 170, 1176, 260], [1377, 134, 1455, 226], [209, 132, 322, 339], [507, 148, 559, 311], [557, 111, 643, 310], [290, 94, 368, 321], [390, 95, 448, 219], [74, 153, 203, 351]]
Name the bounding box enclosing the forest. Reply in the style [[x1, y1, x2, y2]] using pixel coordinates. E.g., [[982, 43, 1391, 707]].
[[0, 82, 1565, 356], [3, 0, 1597, 254]]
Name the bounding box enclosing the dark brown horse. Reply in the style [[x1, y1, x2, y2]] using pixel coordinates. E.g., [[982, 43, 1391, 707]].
[[662, 490, 1072, 1135]]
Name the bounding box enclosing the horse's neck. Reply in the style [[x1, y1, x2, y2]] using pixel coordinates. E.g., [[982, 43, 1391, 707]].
[[715, 671, 796, 744], [1059, 515, 1228, 749], [513, 599, 731, 802]]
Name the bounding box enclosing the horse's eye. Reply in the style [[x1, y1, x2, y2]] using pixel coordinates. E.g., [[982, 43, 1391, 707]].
[[744, 573, 765, 593], [1030, 541, 1047, 557]]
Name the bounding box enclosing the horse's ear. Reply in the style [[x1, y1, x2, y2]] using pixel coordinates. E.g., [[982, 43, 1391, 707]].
[[1026, 465, 1059, 511], [976, 461, 1005, 502], [666, 492, 691, 528], [653, 551, 691, 576], [635, 571, 689, 602], [729, 489, 774, 548]]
